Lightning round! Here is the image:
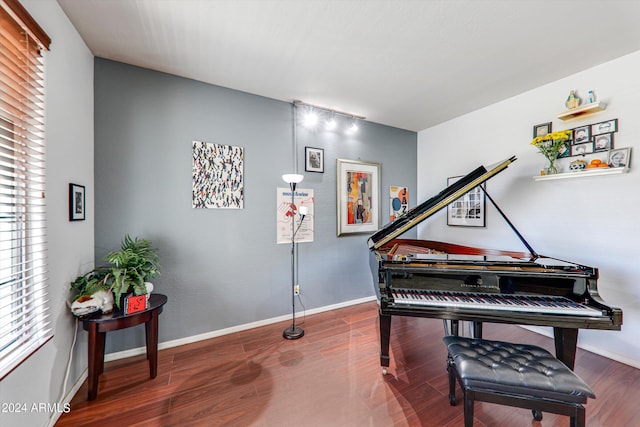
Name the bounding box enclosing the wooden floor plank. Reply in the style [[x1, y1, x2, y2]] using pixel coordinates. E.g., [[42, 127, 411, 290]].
[[56, 301, 638, 426]]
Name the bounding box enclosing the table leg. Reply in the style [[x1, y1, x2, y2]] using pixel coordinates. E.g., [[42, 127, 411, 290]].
[[145, 312, 159, 378], [87, 323, 106, 401]]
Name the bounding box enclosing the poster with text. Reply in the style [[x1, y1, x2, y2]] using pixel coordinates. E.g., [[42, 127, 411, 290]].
[[277, 187, 314, 244], [389, 186, 409, 221]]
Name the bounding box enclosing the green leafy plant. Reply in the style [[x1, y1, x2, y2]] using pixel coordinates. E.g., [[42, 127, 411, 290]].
[[106, 235, 160, 307], [70, 267, 113, 301], [70, 235, 160, 309]]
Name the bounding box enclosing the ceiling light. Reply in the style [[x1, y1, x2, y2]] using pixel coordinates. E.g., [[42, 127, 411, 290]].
[[348, 118, 359, 132], [303, 109, 318, 127], [325, 113, 337, 130]]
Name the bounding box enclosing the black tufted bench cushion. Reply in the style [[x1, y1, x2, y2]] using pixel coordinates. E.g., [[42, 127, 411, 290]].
[[443, 336, 595, 427]]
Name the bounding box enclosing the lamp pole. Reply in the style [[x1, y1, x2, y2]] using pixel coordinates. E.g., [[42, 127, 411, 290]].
[[282, 174, 305, 339]]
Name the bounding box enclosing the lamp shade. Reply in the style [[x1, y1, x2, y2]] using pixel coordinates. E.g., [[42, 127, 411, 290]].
[[282, 174, 304, 184]]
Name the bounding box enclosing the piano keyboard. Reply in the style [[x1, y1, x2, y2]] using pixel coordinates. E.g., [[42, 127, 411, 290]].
[[391, 289, 603, 317]]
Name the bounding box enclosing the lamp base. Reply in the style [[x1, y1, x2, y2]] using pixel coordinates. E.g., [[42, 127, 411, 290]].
[[283, 325, 304, 340]]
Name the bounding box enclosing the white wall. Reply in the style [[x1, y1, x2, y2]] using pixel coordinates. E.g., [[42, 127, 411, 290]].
[[0, 1, 94, 427], [417, 50, 640, 368]]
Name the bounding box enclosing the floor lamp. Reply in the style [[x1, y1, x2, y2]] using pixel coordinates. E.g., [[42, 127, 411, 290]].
[[282, 173, 307, 340]]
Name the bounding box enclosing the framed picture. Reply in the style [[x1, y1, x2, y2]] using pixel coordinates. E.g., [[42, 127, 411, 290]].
[[192, 141, 244, 209], [570, 142, 594, 156], [594, 133, 613, 151], [446, 176, 485, 227], [69, 183, 85, 221], [336, 158, 380, 236], [592, 119, 618, 136], [533, 122, 552, 138], [572, 125, 590, 144], [305, 146, 324, 173], [608, 147, 631, 168], [557, 141, 570, 158]]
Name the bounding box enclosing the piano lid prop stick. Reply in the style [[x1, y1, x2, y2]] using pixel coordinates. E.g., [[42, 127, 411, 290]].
[[479, 184, 539, 260]]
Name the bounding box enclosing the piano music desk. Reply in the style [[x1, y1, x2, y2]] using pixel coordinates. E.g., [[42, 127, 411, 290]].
[[81, 293, 167, 401]]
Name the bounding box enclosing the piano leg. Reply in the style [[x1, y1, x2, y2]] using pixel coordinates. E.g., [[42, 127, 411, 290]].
[[379, 313, 391, 374], [473, 321, 483, 339], [553, 327, 578, 370]]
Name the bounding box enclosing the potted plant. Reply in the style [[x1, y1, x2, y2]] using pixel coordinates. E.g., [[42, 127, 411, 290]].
[[70, 235, 160, 315], [105, 235, 160, 310]]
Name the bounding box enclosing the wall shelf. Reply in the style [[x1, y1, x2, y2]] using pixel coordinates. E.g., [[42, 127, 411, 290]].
[[533, 166, 629, 181], [557, 101, 606, 121]]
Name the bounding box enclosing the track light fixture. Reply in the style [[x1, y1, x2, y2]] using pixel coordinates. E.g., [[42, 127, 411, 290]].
[[294, 100, 365, 133], [303, 107, 318, 127], [325, 113, 337, 130]]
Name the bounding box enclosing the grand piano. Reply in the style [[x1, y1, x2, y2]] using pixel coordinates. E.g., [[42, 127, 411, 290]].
[[368, 156, 622, 373]]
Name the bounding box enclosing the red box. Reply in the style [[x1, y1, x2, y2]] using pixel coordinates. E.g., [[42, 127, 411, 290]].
[[124, 294, 149, 315]]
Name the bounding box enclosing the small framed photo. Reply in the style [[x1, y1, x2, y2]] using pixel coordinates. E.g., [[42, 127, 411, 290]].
[[572, 125, 590, 144], [608, 147, 631, 168], [533, 122, 552, 138], [446, 176, 485, 227], [594, 133, 613, 151], [557, 141, 570, 158], [592, 119, 618, 136], [69, 183, 85, 221], [305, 146, 324, 173], [570, 142, 594, 156]]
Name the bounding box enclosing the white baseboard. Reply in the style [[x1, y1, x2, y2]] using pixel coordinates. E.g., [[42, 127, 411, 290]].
[[105, 295, 377, 362], [46, 370, 87, 427]]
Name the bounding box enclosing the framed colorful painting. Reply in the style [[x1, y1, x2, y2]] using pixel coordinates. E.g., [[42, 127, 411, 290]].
[[336, 159, 380, 236]]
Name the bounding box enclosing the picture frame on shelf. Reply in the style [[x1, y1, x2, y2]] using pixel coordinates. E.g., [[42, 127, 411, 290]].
[[592, 119, 618, 136], [446, 176, 486, 228], [557, 141, 570, 158], [69, 183, 85, 221], [594, 133, 613, 151], [572, 125, 590, 144], [336, 158, 380, 236], [533, 122, 552, 138], [608, 147, 631, 168], [570, 142, 594, 157], [305, 146, 324, 173]]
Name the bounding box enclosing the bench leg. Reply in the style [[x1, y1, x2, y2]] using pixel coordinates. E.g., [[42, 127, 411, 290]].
[[447, 354, 456, 405], [464, 389, 475, 427], [571, 405, 586, 427]]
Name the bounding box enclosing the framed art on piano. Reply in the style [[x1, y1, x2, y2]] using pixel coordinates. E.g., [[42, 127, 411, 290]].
[[336, 158, 380, 236], [446, 176, 485, 227]]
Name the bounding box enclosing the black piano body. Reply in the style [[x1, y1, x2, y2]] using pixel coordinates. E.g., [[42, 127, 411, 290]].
[[368, 157, 622, 372]]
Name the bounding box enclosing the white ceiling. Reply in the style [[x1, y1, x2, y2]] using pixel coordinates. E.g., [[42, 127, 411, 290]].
[[56, 0, 640, 132]]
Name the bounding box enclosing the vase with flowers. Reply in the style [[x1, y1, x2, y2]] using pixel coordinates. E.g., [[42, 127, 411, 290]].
[[530, 130, 572, 175]]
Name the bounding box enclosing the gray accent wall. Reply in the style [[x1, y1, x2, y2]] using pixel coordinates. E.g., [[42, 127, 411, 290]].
[[94, 58, 416, 352]]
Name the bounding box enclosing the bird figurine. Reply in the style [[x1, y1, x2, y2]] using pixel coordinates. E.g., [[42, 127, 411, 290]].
[[565, 90, 581, 109]]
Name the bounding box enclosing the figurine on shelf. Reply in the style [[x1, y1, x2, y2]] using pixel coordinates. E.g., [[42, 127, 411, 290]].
[[587, 90, 595, 104], [565, 90, 581, 109]]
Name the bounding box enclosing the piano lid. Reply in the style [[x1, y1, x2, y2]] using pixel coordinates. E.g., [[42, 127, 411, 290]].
[[368, 156, 517, 250]]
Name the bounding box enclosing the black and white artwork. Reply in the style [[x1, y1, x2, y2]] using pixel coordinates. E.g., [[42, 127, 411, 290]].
[[192, 141, 244, 209]]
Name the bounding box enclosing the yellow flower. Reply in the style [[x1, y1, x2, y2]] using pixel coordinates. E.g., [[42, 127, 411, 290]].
[[531, 129, 572, 146], [530, 129, 572, 162]]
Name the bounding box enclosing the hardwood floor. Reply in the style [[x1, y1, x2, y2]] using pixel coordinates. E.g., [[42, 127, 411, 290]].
[[56, 301, 640, 426]]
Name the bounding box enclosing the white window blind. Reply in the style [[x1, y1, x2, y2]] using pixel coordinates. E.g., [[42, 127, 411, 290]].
[[0, 0, 51, 380]]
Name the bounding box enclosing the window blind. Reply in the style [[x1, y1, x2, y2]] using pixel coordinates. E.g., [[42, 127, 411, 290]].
[[0, 0, 51, 380]]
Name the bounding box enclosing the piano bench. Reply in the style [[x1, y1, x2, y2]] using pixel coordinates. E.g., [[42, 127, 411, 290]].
[[443, 336, 595, 427]]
